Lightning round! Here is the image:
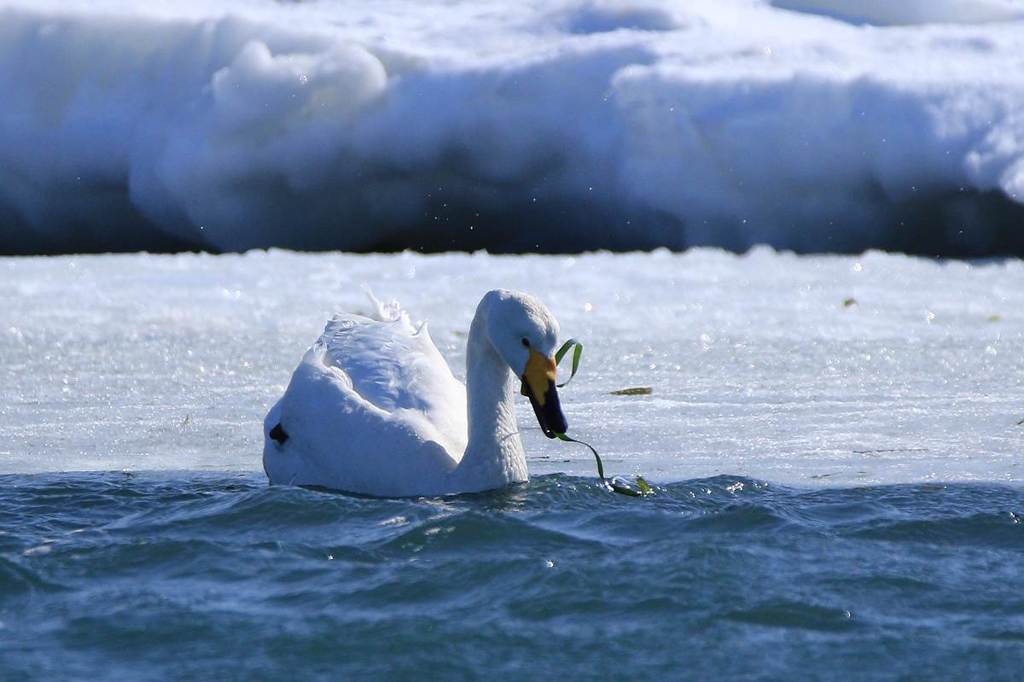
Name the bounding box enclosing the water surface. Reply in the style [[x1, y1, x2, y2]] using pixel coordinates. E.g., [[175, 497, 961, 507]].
[[3, 473, 1022, 679]]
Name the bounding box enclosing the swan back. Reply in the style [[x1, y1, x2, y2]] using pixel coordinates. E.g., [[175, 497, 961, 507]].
[[320, 308, 467, 455], [263, 303, 468, 495]]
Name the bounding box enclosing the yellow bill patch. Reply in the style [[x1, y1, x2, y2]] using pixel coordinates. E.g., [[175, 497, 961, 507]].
[[524, 349, 556, 406]]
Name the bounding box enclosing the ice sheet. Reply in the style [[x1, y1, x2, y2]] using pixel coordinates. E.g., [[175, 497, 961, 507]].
[[2, 249, 1022, 485]]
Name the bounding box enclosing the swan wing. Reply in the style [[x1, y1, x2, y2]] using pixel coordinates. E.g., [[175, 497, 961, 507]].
[[262, 301, 469, 495], [319, 310, 467, 449]]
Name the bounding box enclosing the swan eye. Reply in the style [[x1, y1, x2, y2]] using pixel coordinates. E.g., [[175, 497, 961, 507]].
[[521, 337, 530, 348]]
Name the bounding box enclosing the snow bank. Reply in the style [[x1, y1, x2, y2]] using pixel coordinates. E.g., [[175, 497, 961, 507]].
[[1, 0, 1023, 255], [771, 0, 1023, 26]]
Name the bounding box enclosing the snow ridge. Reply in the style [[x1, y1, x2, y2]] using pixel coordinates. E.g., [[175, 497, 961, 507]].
[[1, 1, 1023, 255]]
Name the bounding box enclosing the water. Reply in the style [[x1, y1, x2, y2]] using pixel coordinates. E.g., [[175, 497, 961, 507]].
[[3, 249, 1023, 676], [3, 472, 1023, 679]]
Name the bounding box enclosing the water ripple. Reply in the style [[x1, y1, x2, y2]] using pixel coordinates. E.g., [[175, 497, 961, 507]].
[[2, 472, 1024, 679]]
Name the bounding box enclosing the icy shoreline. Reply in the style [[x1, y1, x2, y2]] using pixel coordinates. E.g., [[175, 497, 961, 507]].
[[2, 248, 1022, 484], [2, 1, 1024, 255]]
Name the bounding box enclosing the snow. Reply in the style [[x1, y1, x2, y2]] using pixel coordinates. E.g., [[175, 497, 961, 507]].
[[770, 0, 1023, 26], [2, 0, 1024, 255], [2, 249, 1022, 486]]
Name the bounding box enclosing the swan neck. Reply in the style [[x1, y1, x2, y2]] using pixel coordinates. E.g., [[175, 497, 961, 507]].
[[458, 302, 527, 488]]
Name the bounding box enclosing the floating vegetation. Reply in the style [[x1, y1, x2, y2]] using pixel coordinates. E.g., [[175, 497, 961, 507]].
[[611, 386, 653, 396]]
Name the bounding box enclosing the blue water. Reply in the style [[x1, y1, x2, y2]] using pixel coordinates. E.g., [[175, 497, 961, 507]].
[[2, 473, 1023, 679]]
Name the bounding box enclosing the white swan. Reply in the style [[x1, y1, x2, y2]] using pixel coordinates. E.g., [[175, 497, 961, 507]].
[[262, 289, 568, 496]]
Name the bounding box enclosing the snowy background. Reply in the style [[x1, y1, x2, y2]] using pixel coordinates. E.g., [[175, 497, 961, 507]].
[[2, 0, 1024, 255], [2, 1, 1023, 484]]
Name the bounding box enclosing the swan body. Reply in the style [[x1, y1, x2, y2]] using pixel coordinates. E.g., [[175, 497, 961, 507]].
[[262, 289, 567, 497]]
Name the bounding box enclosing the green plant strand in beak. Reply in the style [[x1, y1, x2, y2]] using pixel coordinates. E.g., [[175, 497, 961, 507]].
[[556, 433, 652, 497], [554, 339, 583, 388], [553, 337, 652, 497]]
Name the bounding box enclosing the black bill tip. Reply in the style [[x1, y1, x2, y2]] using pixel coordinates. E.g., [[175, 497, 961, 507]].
[[523, 377, 568, 439]]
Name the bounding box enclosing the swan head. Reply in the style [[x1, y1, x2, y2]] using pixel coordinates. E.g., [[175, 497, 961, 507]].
[[483, 289, 568, 438]]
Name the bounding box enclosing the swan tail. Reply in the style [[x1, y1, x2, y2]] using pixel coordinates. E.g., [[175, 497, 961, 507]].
[[361, 284, 404, 322]]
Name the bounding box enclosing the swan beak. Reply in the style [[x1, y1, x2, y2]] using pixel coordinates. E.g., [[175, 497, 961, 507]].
[[521, 349, 568, 438]]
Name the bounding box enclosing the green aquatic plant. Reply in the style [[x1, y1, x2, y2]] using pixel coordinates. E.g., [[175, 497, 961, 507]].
[[554, 338, 584, 387], [553, 339, 652, 497]]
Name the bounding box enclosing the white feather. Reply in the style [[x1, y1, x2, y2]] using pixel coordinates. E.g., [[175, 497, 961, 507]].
[[262, 289, 562, 497]]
